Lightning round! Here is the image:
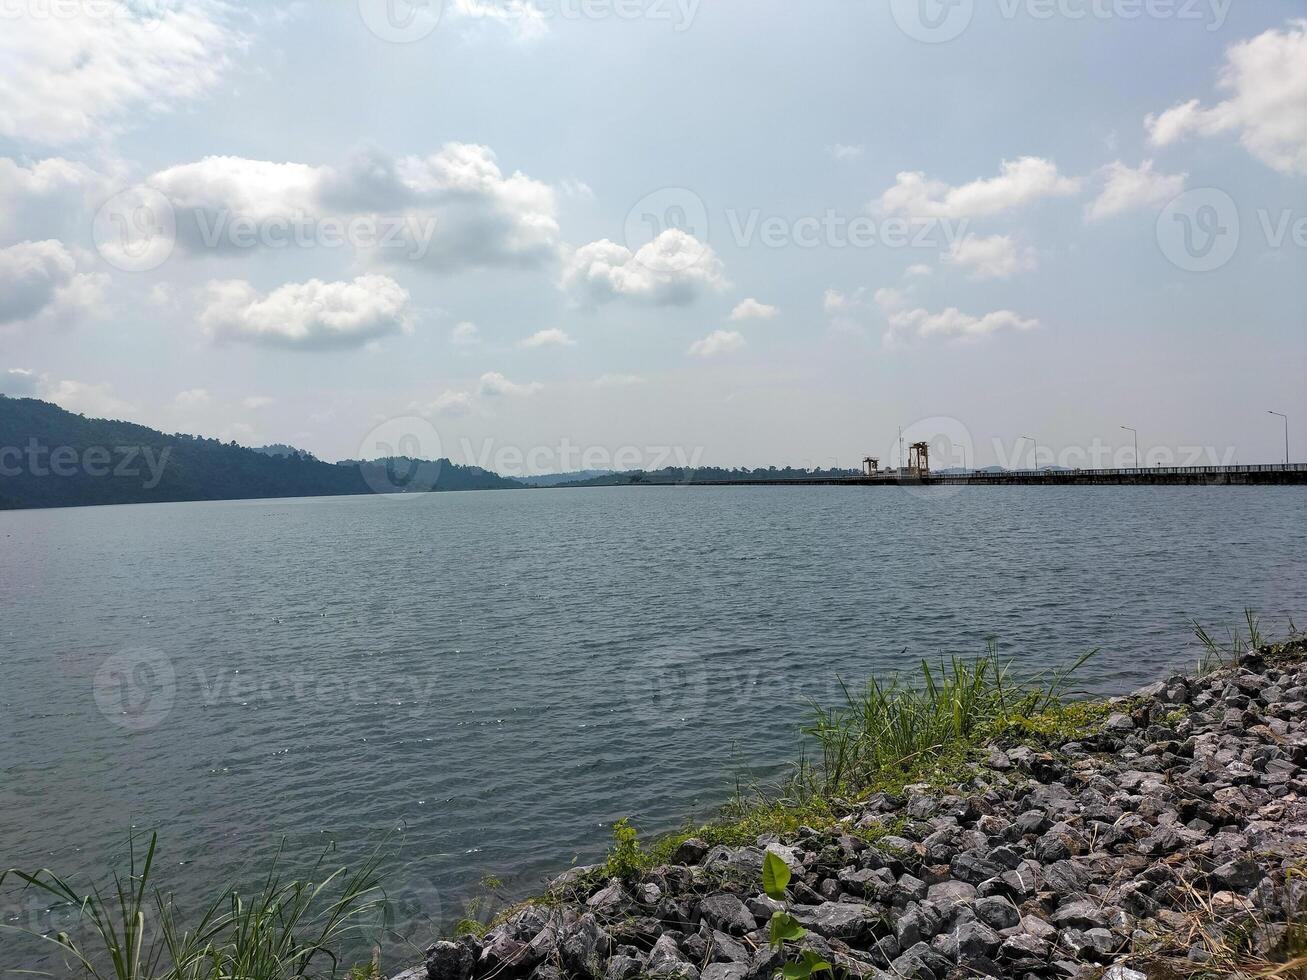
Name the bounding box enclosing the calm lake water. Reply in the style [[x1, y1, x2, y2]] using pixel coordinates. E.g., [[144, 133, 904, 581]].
[[2, 485, 1305, 970]]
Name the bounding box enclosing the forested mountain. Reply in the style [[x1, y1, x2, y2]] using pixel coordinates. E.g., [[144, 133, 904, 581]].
[[0, 397, 522, 510]]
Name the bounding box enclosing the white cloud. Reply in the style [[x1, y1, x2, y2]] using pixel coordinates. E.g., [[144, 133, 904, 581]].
[[200, 274, 413, 351], [519, 328, 576, 348], [826, 144, 864, 161], [1085, 160, 1187, 222], [945, 234, 1036, 281], [447, 0, 549, 41], [687, 329, 746, 358], [174, 388, 212, 409], [243, 395, 274, 410], [876, 157, 1081, 218], [478, 372, 542, 397], [0, 240, 104, 328], [0, 156, 110, 240], [451, 321, 481, 346], [904, 264, 933, 278], [417, 391, 475, 417], [0, 2, 243, 146], [823, 288, 864, 316], [1146, 20, 1307, 175], [41, 379, 137, 419], [729, 298, 779, 321], [1, 368, 41, 397], [145, 143, 562, 270], [593, 373, 645, 387], [562, 229, 728, 306], [876, 289, 1038, 345]]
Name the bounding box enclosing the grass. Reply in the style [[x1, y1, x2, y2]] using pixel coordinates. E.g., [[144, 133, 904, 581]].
[[588, 642, 1102, 885], [0, 834, 389, 980]]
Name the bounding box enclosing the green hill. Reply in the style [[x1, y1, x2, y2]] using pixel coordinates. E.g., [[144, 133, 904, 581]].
[[0, 397, 522, 510]]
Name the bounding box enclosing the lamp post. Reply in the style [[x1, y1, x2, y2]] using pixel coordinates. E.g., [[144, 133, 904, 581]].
[[1120, 426, 1138, 468], [1021, 435, 1038, 471], [1269, 411, 1289, 465]]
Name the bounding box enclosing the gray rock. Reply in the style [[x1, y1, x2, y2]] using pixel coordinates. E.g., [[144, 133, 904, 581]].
[[426, 941, 473, 980], [673, 838, 710, 865], [795, 901, 881, 942], [701, 965, 747, 980], [973, 895, 1021, 930], [890, 941, 949, 979], [1212, 857, 1262, 891], [1102, 965, 1147, 980], [698, 894, 757, 936], [604, 956, 644, 980]]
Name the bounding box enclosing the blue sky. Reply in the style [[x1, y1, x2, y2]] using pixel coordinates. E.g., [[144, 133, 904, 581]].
[[0, 0, 1303, 472]]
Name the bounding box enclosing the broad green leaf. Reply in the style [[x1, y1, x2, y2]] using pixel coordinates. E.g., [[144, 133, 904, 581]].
[[780, 963, 811, 980], [800, 950, 832, 974], [762, 851, 791, 900], [769, 912, 806, 945]]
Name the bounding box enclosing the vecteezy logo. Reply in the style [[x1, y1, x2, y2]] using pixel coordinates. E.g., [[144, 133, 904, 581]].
[[1156, 187, 1240, 273], [615, 641, 709, 728], [93, 647, 176, 731], [623, 187, 711, 274], [358, 416, 444, 497], [93, 186, 176, 273], [357, 0, 443, 42], [890, 0, 974, 43]]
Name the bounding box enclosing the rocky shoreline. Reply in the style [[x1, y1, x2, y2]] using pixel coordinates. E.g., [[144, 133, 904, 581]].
[[396, 639, 1307, 980]]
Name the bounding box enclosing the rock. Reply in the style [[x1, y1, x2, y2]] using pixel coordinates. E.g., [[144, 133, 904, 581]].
[[560, 914, 612, 980], [795, 901, 881, 942], [1050, 900, 1110, 931], [700, 966, 747, 980], [648, 934, 698, 980], [925, 880, 976, 910], [604, 956, 644, 980], [973, 895, 1021, 930], [698, 894, 757, 936], [953, 919, 1002, 960], [672, 838, 709, 866], [1211, 857, 1262, 891], [890, 941, 949, 980], [1102, 965, 1147, 980], [426, 941, 473, 980]]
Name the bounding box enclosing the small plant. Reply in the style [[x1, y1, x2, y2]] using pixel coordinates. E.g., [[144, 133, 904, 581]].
[[761, 851, 833, 980], [603, 818, 645, 881]]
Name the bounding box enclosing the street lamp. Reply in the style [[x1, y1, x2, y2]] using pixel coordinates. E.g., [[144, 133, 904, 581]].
[[1269, 411, 1289, 465], [1120, 426, 1139, 468], [1020, 435, 1038, 471]]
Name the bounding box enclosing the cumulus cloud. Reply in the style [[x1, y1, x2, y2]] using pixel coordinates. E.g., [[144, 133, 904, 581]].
[[905, 264, 934, 278], [243, 395, 274, 409], [562, 229, 728, 307], [144, 143, 562, 270], [519, 328, 576, 348], [687, 329, 745, 358], [0, 2, 243, 146], [200, 275, 413, 350], [826, 143, 864, 161], [42, 379, 137, 419], [0, 240, 105, 328], [945, 234, 1036, 280], [447, 0, 550, 41], [0, 157, 111, 241], [478, 372, 542, 397], [1, 368, 41, 397], [1146, 20, 1307, 175], [417, 391, 475, 418], [876, 157, 1081, 218], [174, 388, 212, 409], [823, 287, 867, 316], [593, 373, 645, 387], [451, 321, 481, 346], [729, 298, 779, 321], [876, 289, 1038, 345], [1085, 160, 1187, 222]]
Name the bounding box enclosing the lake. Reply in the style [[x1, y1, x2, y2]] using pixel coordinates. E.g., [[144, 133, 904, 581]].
[[1, 485, 1305, 970]]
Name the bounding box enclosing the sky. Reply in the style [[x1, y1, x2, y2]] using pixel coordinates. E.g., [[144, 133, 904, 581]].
[[0, 0, 1304, 474]]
